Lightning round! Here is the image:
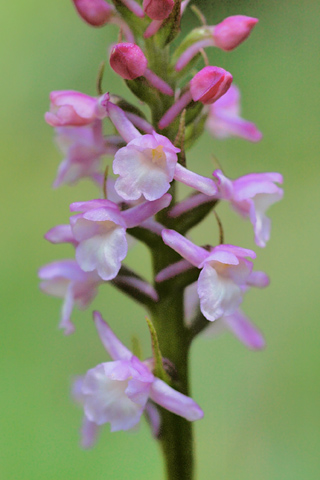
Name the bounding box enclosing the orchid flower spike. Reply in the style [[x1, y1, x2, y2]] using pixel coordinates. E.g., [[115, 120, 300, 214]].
[[69, 195, 171, 280], [206, 85, 263, 142], [175, 16, 258, 71], [158, 66, 232, 129], [159, 229, 260, 322], [110, 43, 174, 96], [76, 311, 203, 435], [213, 170, 283, 247], [45, 91, 107, 127]]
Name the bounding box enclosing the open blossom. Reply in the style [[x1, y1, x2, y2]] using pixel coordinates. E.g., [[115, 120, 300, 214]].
[[53, 120, 119, 187], [45, 90, 106, 127], [184, 282, 266, 350], [76, 311, 203, 434], [160, 229, 260, 321], [70, 195, 171, 280], [103, 100, 218, 200], [206, 85, 262, 142], [38, 260, 101, 334], [213, 169, 283, 247]]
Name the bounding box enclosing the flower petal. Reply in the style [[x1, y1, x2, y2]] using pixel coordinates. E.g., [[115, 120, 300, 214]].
[[93, 311, 132, 361], [198, 263, 243, 321], [150, 378, 203, 421]]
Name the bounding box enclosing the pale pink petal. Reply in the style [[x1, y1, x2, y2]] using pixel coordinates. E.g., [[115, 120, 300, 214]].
[[106, 101, 142, 143], [174, 163, 217, 196], [169, 193, 212, 218], [198, 263, 243, 321], [60, 283, 76, 334], [80, 416, 99, 449], [150, 378, 203, 421], [223, 310, 265, 350], [122, 194, 172, 228], [161, 229, 208, 267], [115, 276, 159, 301], [184, 282, 199, 324], [158, 90, 192, 129], [82, 362, 144, 431], [155, 258, 193, 282], [145, 402, 161, 437], [44, 225, 77, 245], [75, 226, 127, 280], [247, 271, 270, 288], [93, 311, 132, 360]]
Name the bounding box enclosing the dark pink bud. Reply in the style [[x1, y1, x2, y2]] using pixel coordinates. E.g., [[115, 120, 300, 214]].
[[190, 67, 233, 105], [143, 0, 174, 20], [72, 0, 114, 27], [213, 15, 258, 51], [110, 43, 148, 80]]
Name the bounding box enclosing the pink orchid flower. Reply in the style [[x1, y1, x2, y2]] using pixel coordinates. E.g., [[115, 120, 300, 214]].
[[159, 229, 259, 321], [53, 120, 120, 187], [101, 99, 217, 201], [75, 311, 203, 435], [184, 281, 267, 350], [213, 169, 283, 247], [70, 195, 171, 280], [45, 90, 106, 127], [206, 85, 262, 142], [38, 260, 101, 335]]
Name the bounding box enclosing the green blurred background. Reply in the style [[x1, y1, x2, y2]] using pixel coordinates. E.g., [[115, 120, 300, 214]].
[[1, 1, 319, 479]]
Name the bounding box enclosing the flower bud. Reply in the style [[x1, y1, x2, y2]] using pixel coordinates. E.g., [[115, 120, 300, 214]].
[[110, 43, 148, 80], [190, 66, 233, 105], [143, 0, 174, 20], [72, 0, 114, 27], [213, 15, 258, 51]]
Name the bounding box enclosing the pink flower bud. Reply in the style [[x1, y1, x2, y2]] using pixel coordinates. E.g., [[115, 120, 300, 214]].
[[72, 0, 114, 27], [213, 15, 258, 51], [110, 43, 147, 80], [190, 66, 233, 105], [143, 0, 174, 20]]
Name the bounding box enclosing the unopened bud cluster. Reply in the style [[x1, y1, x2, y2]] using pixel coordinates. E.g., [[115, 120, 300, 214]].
[[40, 0, 282, 463]]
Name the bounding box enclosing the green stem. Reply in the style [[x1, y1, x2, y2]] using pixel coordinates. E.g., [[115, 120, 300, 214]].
[[150, 243, 195, 480]]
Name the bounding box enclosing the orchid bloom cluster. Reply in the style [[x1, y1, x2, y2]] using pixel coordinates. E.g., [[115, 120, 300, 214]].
[[40, 1, 282, 477]]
